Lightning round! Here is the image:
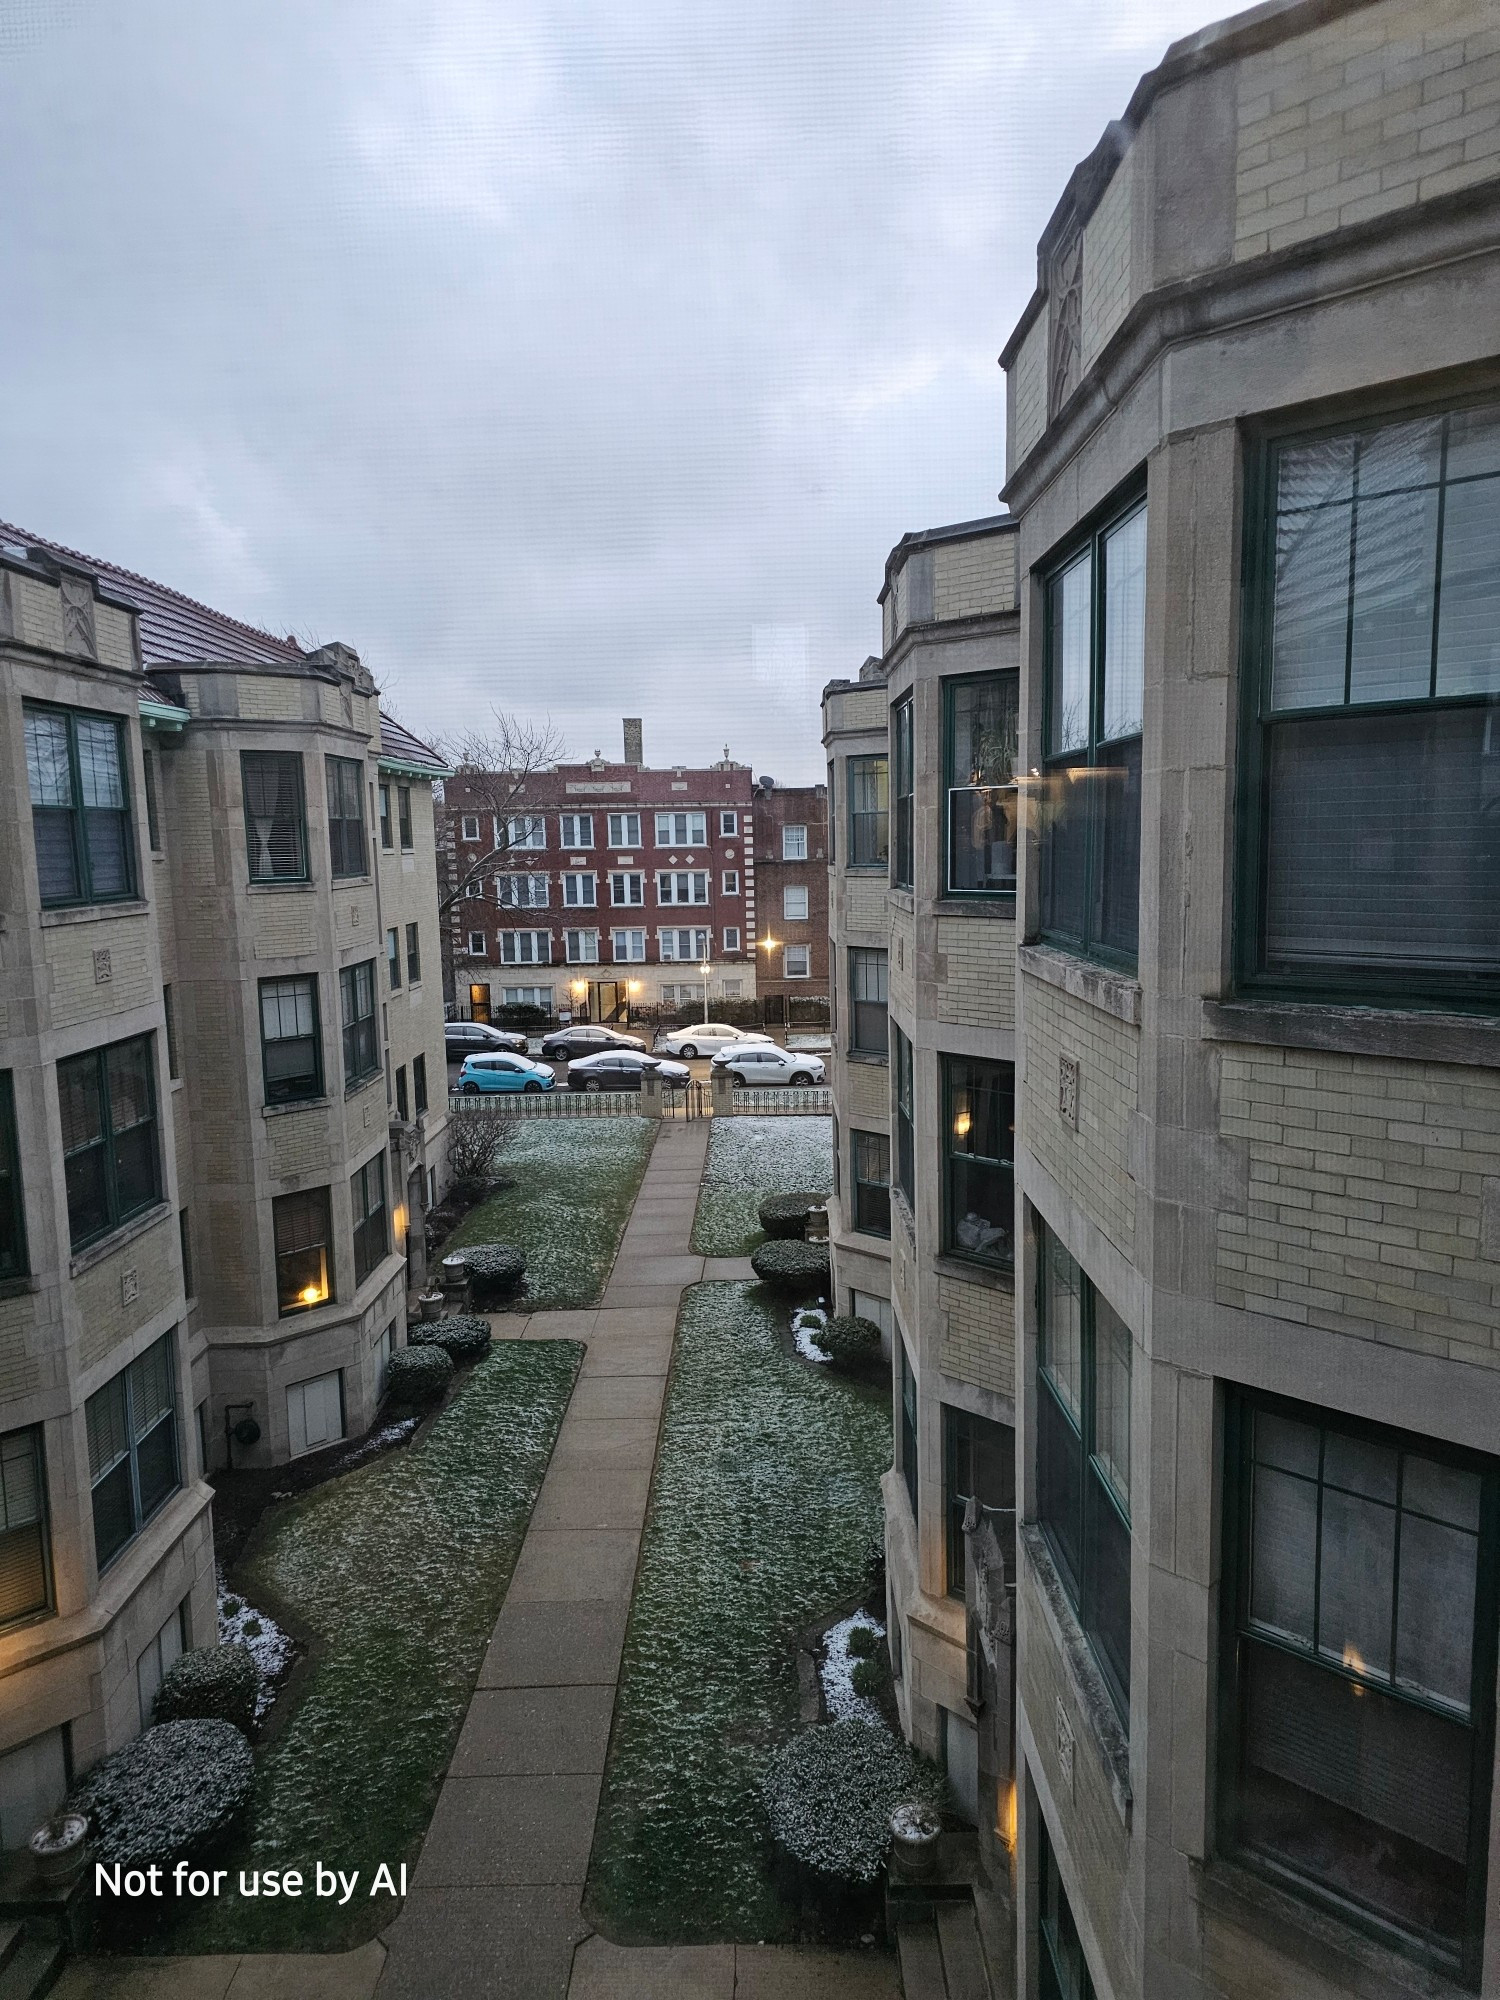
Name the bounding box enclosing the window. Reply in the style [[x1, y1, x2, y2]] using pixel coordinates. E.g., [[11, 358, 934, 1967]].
[[142, 749, 161, 852], [378, 782, 393, 850], [1039, 1816, 1098, 2000], [892, 700, 914, 887], [565, 929, 600, 963], [386, 927, 402, 989], [892, 1026, 914, 1208], [943, 1058, 1014, 1267], [413, 1053, 428, 1115], [608, 812, 642, 847], [899, 1338, 918, 1517], [507, 815, 547, 849], [273, 1187, 333, 1313], [137, 1603, 184, 1730], [784, 945, 811, 978], [723, 927, 741, 952], [497, 873, 549, 908], [560, 813, 593, 848], [395, 1064, 409, 1121], [722, 978, 743, 997], [655, 811, 706, 846], [503, 985, 553, 1010], [351, 1152, 389, 1286], [339, 961, 379, 1086], [58, 1036, 160, 1250], [847, 754, 889, 868], [782, 824, 807, 860], [179, 1207, 194, 1298], [500, 931, 550, 965], [851, 1130, 890, 1237], [946, 675, 1019, 894], [848, 949, 888, 1056], [0, 1428, 51, 1626], [25, 704, 135, 906], [722, 870, 739, 895], [86, 1331, 179, 1572], [1036, 1223, 1132, 1719], [163, 985, 179, 1081], [195, 1400, 207, 1474], [397, 784, 413, 850], [1242, 402, 1500, 1003], [720, 810, 737, 835], [0, 1077, 25, 1282], [612, 929, 646, 962], [460, 813, 480, 841], [467, 930, 489, 958], [944, 1407, 1013, 1598], [325, 756, 367, 878], [783, 885, 809, 921], [658, 871, 709, 905], [287, 1371, 344, 1459], [659, 928, 711, 962], [260, 975, 322, 1104], [1040, 497, 1146, 964], [1221, 1392, 1498, 1979], [610, 871, 644, 905], [406, 921, 421, 984], [852, 1290, 892, 1341], [563, 872, 597, 907]]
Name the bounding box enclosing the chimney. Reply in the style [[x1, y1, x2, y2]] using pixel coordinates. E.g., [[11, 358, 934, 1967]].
[[623, 717, 643, 767]]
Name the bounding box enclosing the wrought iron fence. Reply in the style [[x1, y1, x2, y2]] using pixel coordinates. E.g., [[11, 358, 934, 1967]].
[[448, 1088, 643, 1118], [724, 1086, 833, 1115]]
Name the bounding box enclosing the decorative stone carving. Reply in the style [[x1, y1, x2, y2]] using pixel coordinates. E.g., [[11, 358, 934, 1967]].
[[1048, 223, 1084, 418], [60, 575, 98, 660], [1059, 1052, 1079, 1130]]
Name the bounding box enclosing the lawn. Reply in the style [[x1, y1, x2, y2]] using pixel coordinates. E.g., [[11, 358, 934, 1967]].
[[445, 1116, 656, 1308], [164, 1339, 582, 1954], [587, 1280, 890, 1943], [690, 1116, 833, 1256]]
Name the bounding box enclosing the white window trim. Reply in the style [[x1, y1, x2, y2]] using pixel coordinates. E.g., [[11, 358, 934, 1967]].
[[783, 886, 810, 920], [784, 945, 811, 978], [724, 926, 741, 951], [611, 929, 646, 962], [722, 870, 739, 894], [500, 930, 552, 966], [460, 814, 480, 842], [720, 811, 738, 835], [467, 931, 489, 957], [654, 811, 708, 847], [608, 812, 643, 847], [564, 929, 600, 964], [610, 871, 645, 906], [562, 873, 598, 908], [782, 825, 808, 860]]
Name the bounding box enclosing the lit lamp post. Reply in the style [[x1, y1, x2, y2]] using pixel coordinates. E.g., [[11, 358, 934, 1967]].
[[759, 935, 778, 1035], [698, 959, 711, 1024], [571, 976, 588, 1024], [627, 977, 642, 1028]]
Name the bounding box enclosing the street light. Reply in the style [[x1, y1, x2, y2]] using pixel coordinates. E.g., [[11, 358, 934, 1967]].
[[571, 976, 588, 1024], [698, 959, 711, 1024]]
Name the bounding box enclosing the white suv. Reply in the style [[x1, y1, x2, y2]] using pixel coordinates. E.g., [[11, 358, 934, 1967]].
[[710, 1043, 826, 1087], [654, 1022, 773, 1060]]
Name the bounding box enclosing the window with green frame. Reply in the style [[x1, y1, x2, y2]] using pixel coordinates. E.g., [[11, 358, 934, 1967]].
[[945, 675, 1018, 895], [1038, 1814, 1098, 2000], [326, 756, 367, 879], [847, 753, 888, 868], [86, 1331, 179, 1572], [943, 1404, 1013, 1598], [1220, 1390, 1498, 1984], [0, 1426, 51, 1627], [942, 1056, 1013, 1267], [1239, 401, 1500, 1005], [1035, 1220, 1132, 1721], [260, 975, 322, 1104], [891, 1025, 914, 1210], [1039, 494, 1146, 966], [851, 1129, 890, 1237], [891, 699, 914, 888], [0, 1074, 28, 1282], [24, 703, 136, 908], [898, 1336, 918, 1519], [57, 1036, 161, 1251], [241, 751, 308, 883]]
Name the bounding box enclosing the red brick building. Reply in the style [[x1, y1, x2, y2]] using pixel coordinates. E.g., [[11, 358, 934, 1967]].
[[749, 777, 829, 1024]]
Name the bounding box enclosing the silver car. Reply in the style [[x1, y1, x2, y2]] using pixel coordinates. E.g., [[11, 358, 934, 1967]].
[[710, 1042, 826, 1088], [655, 1022, 774, 1060]]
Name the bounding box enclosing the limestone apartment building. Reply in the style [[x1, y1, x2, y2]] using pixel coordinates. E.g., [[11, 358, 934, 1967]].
[[995, 3, 1500, 1998], [822, 514, 1021, 1824], [0, 529, 449, 1848]]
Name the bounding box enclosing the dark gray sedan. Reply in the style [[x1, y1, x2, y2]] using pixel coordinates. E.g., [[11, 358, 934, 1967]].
[[566, 1051, 691, 1093]]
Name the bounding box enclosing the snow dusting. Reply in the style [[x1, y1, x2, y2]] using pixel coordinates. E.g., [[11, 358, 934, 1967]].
[[691, 1116, 833, 1255], [820, 1610, 886, 1723], [217, 1570, 296, 1721], [792, 1305, 831, 1363]]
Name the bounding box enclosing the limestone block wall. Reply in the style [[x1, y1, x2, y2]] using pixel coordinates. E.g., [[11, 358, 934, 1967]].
[[936, 917, 1016, 1031], [1009, 307, 1050, 472], [42, 914, 156, 1031], [1021, 979, 1138, 1261], [932, 533, 1018, 623], [1081, 145, 1135, 370], [844, 874, 888, 932], [842, 1059, 888, 1127]]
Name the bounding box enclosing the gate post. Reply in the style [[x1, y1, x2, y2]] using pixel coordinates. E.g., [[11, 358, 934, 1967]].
[[710, 1072, 735, 1119], [641, 1072, 664, 1119]]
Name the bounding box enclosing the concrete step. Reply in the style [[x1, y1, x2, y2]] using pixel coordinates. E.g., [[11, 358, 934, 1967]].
[[897, 1918, 946, 2000], [936, 1900, 992, 2000], [0, 1936, 64, 2000]]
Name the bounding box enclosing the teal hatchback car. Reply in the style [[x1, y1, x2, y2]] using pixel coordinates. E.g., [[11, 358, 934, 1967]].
[[456, 1052, 557, 1095]]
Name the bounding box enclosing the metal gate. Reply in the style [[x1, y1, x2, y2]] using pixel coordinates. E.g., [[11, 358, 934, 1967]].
[[662, 1082, 709, 1120]]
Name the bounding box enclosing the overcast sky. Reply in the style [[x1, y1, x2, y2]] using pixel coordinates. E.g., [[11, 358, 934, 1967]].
[[1, 0, 1213, 781]]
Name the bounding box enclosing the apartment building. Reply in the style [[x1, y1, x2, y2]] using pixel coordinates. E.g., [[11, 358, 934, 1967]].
[[749, 777, 830, 1022], [997, 4, 1500, 1998], [443, 722, 756, 1019], [0, 528, 449, 1845]]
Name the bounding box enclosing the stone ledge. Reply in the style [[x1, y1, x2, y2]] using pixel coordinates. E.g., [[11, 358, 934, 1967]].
[[1018, 944, 1142, 1028], [1019, 1523, 1132, 1828], [1201, 997, 1500, 1072]]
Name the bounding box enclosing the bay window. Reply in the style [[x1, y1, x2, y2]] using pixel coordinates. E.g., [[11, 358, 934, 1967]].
[[242, 752, 307, 882], [351, 1152, 388, 1286], [339, 961, 379, 1085], [847, 754, 889, 868], [851, 1130, 890, 1237], [899, 1337, 919, 1517], [87, 1332, 178, 1572], [273, 1187, 333, 1314], [259, 976, 322, 1104], [26, 705, 136, 907], [848, 947, 888, 1057], [892, 699, 914, 888], [942, 1058, 1014, 1267], [0, 1074, 28, 1281], [325, 756, 367, 878], [944, 1406, 1013, 1597], [945, 675, 1018, 894], [0, 1427, 51, 1627], [58, 1036, 161, 1250], [892, 1026, 915, 1209]]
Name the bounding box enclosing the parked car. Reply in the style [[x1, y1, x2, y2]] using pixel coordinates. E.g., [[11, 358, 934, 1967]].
[[654, 1022, 774, 1060], [539, 1024, 646, 1061], [456, 1053, 557, 1094], [566, 1051, 691, 1093], [446, 1021, 528, 1061], [710, 1043, 826, 1087]]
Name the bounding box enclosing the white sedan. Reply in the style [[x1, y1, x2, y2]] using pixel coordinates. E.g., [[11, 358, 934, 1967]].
[[655, 1022, 774, 1060], [710, 1042, 826, 1088]]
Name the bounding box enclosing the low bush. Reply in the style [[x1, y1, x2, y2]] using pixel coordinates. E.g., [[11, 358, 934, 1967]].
[[845, 1624, 878, 1661], [409, 1314, 493, 1361], [386, 1344, 454, 1406], [760, 1719, 945, 1883], [70, 1719, 255, 1871], [461, 1243, 527, 1308], [851, 1657, 889, 1700], [756, 1191, 826, 1240], [495, 1003, 549, 1029], [749, 1238, 831, 1295], [153, 1646, 261, 1735], [817, 1315, 883, 1372]]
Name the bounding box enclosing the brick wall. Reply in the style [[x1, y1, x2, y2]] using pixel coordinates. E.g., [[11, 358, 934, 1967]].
[[44, 915, 155, 1031], [251, 897, 318, 958], [889, 911, 916, 1021], [843, 1059, 888, 1126], [266, 1104, 336, 1180], [844, 875, 887, 932], [1216, 1045, 1500, 1362], [1081, 147, 1135, 370], [1021, 979, 1138, 1261], [936, 917, 1015, 1031], [1010, 308, 1050, 471], [932, 534, 1018, 622], [1234, 0, 1500, 260], [237, 677, 304, 723], [937, 1273, 1013, 1397], [75, 1213, 178, 1372]]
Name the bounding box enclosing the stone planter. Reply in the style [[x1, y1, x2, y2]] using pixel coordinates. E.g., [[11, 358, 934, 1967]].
[[417, 1290, 445, 1322], [439, 1254, 470, 1300], [30, 1812, 89, 1885], [888, 1802, 942, 1881]]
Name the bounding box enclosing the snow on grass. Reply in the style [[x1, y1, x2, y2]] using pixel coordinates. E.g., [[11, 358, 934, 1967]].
[[445, 1117, 655, 1309], [792, 1305, 831, 1363], [691, 1116, 833, 1256], [217, 1572, 296, 1722], [820, 1611, 885, 1724]]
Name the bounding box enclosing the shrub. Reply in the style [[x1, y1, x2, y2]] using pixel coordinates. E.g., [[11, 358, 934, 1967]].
[[386, 1344, 454, 1406], [760, 1719, 945, 1884], [152, 1645, 260, 1734], [818, 1315, 883, 1372], [70, 1720, 255, 1871], [851, 1657, 888, 1700], [750, 1238, 831, 1294], [496, 1002, 549, 1029], [757, 1191, 826, 1240], [409, 1314, 493, 1361], [845, 1624, 878, 1660], [446, 1103, 515, 1185], [461, 1243, 527, 1308]]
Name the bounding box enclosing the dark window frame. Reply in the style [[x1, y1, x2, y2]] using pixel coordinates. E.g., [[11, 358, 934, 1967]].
[[326, 756, 368, 880], [0, 1072, 30, 1282], [259, 974, 323, 1106], [351, 1151, 389, 1287], [848, 946, 889, 1057], [387, 926, 402, 990], [395, 1064, 409, 1121], [941, 1056, 1015, 1270], [273, 1185, 334, 1315], [24, 702, 138, 910], [142, 747, 161, 852], [891, 699, 914, 889], [397, 784, 414, 850], [851, 1128, 891, 1238], [892, 1025, 915, 1211], [944, 673, 1019, 897], [1039, 1812, 1099, 2000], [944, 1404, 1014, 1600], [57, 1035, 162, 1252], [241, 750, 309, 884], [899, 1336, 919, 1520], [339, 961, 380, 1088], [86, 1331, 179, 1573], [406, 921, 421, 985], [0, 1424, 53, 1629], [378, 782, 393, 850], [847, 753, 889, 870], [413, 1052, 428, 1116]]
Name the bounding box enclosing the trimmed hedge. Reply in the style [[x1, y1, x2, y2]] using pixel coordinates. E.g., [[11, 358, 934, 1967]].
[[461, 1243, 527, 1308], [153, 1645, 261, 1735], [756, 1191, 826, 1241], [749, 1238, 831, 1295], [386, 1344, 454, 1406], [818, 1315, 883, 1372], [760, 1719, 945, 1883], [410, 1315, 493, 1361], [70, 1720, 255, 1871]]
